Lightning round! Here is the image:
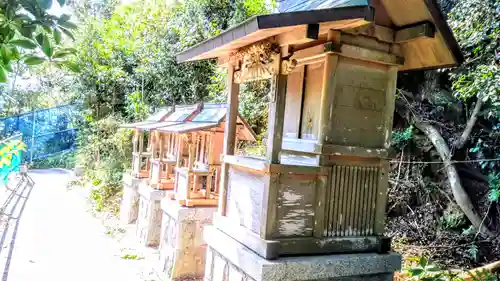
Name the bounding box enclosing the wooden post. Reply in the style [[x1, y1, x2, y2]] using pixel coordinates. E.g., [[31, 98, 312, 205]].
[[188, 134, 195, 171], [318, 31, 340, 145], [266, 73, 287, 164], [176, 136, 183, 167], [383, 66, 398, 148], [219, 63, 240, 216]]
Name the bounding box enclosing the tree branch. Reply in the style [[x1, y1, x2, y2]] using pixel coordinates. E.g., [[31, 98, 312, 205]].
[[414, 120, 494, 237], [454, 99, 483, 150]]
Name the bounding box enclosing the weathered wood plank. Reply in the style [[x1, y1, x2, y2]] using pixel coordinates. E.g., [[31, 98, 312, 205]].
[[274, 174, 317, 238], [267, 72, 287, 163], [219, 64, 240, 216], [318, 53, 339, 144], [374, 161, 390, 235]]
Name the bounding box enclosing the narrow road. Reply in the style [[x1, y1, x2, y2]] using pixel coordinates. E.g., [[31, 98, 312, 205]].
[[0, 169, 158, 281]]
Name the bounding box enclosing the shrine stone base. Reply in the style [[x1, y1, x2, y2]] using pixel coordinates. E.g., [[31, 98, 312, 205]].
[[136, 183, 166, 247], [120, 172, 144, 224], [203, 226, 401, 281], [157, 198, 216, 281]]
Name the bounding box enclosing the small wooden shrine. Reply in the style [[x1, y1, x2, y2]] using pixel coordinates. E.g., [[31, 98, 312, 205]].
[[176, 1, 462, 281], [158, 103, 256, 207], [121, 107, 174, 178], [145, 104, 202, 189]]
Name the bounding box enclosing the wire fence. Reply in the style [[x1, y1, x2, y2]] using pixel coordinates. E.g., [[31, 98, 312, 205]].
[[0, 104, 79, 162]]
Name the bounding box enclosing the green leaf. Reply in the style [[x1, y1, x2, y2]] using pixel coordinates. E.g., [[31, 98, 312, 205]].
[[0, 65, 7, 83], [52, 50, 72, 59], [59, 21, 77, 30], [57, 0, 66, 6], [41, 34, 53, 57], [35, 33, 44, 46], [23, 56, 46, 65], [3, 62, 12, 72], [37, 0, 52, 10], [408, 268, 424, 277], [59, 26, 75, 41], [418, 256, 428, 267], [58, 14, 70, 23], [1, 45, 12, 65], [54, 28, 62, 44], [9, 39, 37, 49], [56, 61, 81, 73]]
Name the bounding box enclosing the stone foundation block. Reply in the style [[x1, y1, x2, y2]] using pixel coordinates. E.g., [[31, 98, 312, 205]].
[[203, 226, 402, 281], [158, 198, 216, 281], [120, 172, 145, 224], [136, 183, 166, 247]]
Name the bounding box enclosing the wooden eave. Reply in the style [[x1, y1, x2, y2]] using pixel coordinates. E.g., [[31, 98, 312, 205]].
[[176, 5, 374, 62], [176, 0, 463, 71]]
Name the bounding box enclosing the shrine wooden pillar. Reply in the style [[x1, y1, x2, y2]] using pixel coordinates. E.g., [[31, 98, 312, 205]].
[[218, 64, 240, 216]]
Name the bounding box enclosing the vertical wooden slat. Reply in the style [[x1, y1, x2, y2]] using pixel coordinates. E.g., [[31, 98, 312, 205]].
[[374, 161, 390, 235], [341, 165, 350, 236], [313, 173, 327, 238], [325, 167, 335, 236], [366, 167, 377, 235], [318, 54, 339, 145], [351, 166, 361, 236], [384, 66, 399, 148], [262, 174, 279, 240], [345, 166, 354, 236], [358, 167, 369, 236], [330, 165, 339, 236], [219, 63, 240, 216], [334, 165, 343, 236], [267, 73, 288, 164]]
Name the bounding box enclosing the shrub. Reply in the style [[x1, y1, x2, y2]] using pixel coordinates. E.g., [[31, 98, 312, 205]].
[[76, 115, 131, 213]]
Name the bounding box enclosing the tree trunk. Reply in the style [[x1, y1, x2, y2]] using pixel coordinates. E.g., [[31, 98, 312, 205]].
[[415, 121, 493, 237], [454, 99, 483, 150]]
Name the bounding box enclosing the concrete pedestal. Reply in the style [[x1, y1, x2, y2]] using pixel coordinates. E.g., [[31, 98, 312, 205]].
[[136, 184, 166, 247], [120, 172, 144, 224], [203, 226, 401, 281], [158, 198, 216, 281]]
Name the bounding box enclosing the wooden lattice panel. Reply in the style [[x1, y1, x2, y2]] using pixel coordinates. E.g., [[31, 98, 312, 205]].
[[324, 164, 380, 237]]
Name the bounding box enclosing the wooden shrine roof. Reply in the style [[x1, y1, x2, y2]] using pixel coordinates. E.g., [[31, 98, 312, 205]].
[[177, 0, 463, 71], [120, 104, 201, 130], [156, 103, 257, 141]]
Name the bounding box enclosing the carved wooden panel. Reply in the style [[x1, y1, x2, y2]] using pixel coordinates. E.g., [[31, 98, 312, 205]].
[[226, 166, 266, 235], [274, 173, 317, 238], [325, 164, 379, 237], [329, 58, 389, 148]]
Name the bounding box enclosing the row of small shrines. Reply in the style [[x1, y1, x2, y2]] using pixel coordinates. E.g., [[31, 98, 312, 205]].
[[119, 102, 256, 280], [122, 102, 255, 206], [118, 0, 464, 280]]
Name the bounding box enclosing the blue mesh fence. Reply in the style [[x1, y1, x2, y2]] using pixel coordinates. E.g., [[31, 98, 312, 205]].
[[0, 104, 79, 161]]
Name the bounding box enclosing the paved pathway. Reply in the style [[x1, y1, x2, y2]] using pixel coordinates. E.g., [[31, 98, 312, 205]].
[[0, 169, 159, 281]]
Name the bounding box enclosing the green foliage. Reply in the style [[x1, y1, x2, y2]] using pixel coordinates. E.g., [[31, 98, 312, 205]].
[[405, 257, 446, 281], [62, 0, 274, 213], [0, 0, 79, 82], [392, 125, 414, 148], [486, 172, 500, 202], [439, 207, 466, 231], [76, 115, 131, 213], [32, 151, 76, 169], [469, 270, 498, 281], [448, 0, 500, 107]]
